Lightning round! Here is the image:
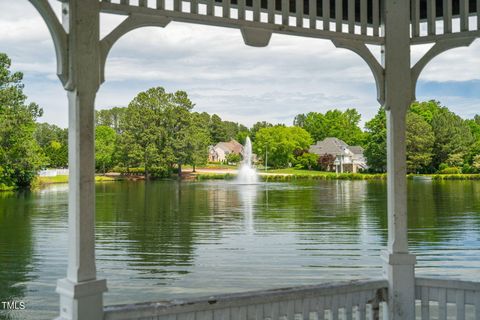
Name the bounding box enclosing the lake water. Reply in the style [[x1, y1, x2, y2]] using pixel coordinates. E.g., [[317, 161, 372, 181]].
[[0, 179, 479, 319]]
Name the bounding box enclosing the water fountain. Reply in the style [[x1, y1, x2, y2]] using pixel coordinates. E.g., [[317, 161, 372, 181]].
[[236, 137, 258, 184]]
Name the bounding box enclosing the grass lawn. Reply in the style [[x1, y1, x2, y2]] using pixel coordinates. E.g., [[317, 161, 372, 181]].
[[35, 175, 117, 186], [260, 169, 385, 180], [182, 163, 238, 170], [266, 168, 332, 176]]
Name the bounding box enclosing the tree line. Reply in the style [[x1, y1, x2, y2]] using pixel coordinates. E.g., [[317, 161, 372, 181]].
[[267, 102, 480, 173], [92, 88, 283, 177], [2, 51, 480, 190], [363, 101, 480, 174]]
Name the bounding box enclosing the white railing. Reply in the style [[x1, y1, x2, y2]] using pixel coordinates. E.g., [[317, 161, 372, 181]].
[[415, 277, 480, 320], [104, 277, 480, 320], [104, 279, 388, 320]]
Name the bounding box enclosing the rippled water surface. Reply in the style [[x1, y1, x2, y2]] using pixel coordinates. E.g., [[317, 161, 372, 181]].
[[1, 179, 480, 319]]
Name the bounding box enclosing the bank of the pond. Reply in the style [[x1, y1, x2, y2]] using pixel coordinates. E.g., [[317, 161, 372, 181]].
[[193, 169, 386, 181], [32, 175, 119, 188], [0, 184, 16, 192], [261, 172, 385, 181], [4, 171, 479, 192], [192, 169, 480, 181], [423, 174, 480, 180]]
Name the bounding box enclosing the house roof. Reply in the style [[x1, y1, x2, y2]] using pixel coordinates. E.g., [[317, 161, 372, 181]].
[[349, 146, 364, 155], [214, 140, 244, 154], [309, 137, 351, 157]]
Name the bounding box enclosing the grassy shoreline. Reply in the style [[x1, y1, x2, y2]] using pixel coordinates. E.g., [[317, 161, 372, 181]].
[[417, 174, 480, 180], [195, 171, 385, 181], [2, 171, 480, 192], [31, 171, 480, 184], [194, 169, 480, 181], [31, 175, 119, 189]]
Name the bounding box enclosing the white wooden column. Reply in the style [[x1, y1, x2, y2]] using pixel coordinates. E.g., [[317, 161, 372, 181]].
[[56, 1, 107, 319], [381, 1, 416, 319]]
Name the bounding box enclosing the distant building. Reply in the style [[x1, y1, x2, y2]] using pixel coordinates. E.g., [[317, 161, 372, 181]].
[[208, 139, 244, 162], [309, 137, 368, 173]]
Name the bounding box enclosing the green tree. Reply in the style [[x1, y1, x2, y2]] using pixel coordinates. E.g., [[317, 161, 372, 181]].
[[187, 112, 211, 172], [95, 107, 126, 134], [95, 125, 117, 174], [117, 87, 197, 178], [364, 102, 475, 173], [431, 107, 473, 168], [254, 126, 312, 168], [236, 130, 249, 145], [293, 113, 306, 127], [409, 100, 442, 124], [250, 121, 273, 142], [297, 109, 365, 146], [364, 107, 387, 172], [161, 90, 195, 176], [207, 114, 249, 144], [35, 122, 68, 168], [406, 112, 434, 173], [119, 87, 171, 178], [472, 155, 480, 172], [297, 112, 325, 143], [410, 101, 474, 169], [465, 116, 480, 164], [45, 140, 68, 168], [188, 128, 210, 172], [209, 114, 228, 143], [223, 121, 241, 141], [0, 53, 46, 188], [446, 153, 465, 168], [295, 152, 318, 170]]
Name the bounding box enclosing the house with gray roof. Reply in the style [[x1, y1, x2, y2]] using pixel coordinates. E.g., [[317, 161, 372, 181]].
[[309, 137, 368, 173]]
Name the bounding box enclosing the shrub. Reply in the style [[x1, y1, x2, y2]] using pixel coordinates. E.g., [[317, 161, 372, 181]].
[[196, 173, 235, 180], [149, 166, 170, 178], [317, 154, 335, 171], [472, 155, 480, 172], [431, 174, 480, 180], [462, 164, 474, 174], [295, 152, 319, 170], [438, 163, 448, 171], [226, 153, 241, 165], [128, 167, 145, 175], [438, 166, 462, 174]]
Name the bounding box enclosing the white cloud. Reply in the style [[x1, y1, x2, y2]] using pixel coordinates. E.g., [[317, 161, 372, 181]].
[[0, 1, 479, 129], [416, 40, 480, 82]]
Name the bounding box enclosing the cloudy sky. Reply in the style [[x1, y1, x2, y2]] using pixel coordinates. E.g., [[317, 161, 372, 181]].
[[0, 1, 479, 128]]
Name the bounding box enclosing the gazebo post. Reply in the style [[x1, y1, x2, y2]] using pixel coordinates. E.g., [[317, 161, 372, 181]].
[[55, 1, 107, 319], [382, 1, 416, 319]]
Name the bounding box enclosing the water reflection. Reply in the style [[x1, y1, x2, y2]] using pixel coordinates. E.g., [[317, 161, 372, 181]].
[[237, 183, 257, 234], [96, 181, 198, 283], [0, 192, 35, 320], [0, 180, 479, 320]]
